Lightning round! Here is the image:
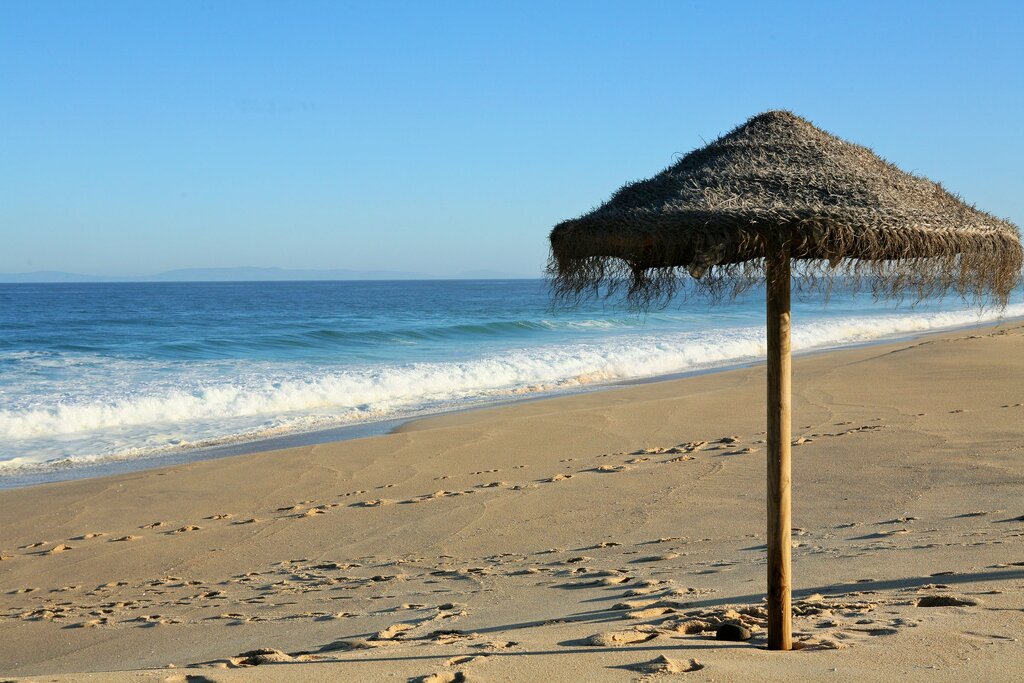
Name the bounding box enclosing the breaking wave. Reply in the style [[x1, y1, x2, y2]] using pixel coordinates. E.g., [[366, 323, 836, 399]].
[[2, 303, 1020, 473]]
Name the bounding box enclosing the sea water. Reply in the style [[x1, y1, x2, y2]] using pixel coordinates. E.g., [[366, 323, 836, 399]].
[[1, 279, 1021, 480]]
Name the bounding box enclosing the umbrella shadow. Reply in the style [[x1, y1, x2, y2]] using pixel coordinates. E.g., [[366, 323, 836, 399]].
[[607, 568, 1024, 612], [240, 567, 1024, 671], [262, 642, 724, 671]]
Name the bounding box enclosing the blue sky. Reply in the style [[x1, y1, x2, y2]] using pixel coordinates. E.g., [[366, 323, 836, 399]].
[[1, 1, 1021, 277]]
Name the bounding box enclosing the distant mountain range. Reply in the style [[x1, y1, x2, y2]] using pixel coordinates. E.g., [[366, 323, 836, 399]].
[[0, 267, 538, 283]]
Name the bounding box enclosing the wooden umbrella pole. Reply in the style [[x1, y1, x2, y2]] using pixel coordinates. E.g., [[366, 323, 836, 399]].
[[766, 234, 793, 651]]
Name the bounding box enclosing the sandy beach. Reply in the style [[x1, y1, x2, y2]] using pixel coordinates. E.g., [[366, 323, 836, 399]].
[[2, 321, 1023, 682]]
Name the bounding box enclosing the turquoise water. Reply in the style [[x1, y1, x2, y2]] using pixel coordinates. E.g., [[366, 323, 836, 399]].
[[1, 279, 1021, 476]]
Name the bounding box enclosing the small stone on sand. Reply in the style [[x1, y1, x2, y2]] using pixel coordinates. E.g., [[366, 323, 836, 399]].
[[715, 622, 752, 641], [917, 595, 979, 607]]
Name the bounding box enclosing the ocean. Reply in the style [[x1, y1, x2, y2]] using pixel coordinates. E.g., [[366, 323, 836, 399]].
[[1, 279, 1021, 482]]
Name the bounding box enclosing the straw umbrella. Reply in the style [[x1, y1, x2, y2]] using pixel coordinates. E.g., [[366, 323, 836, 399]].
[[547, 111, 1022, 651]]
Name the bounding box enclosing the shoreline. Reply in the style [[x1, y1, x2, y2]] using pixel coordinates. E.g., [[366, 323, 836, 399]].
[[1, 319, 1022, 680], [4, 314, 1022, 490]]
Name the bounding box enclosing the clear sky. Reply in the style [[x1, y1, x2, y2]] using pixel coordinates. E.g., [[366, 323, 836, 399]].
[[1, 0, 1022, 277]]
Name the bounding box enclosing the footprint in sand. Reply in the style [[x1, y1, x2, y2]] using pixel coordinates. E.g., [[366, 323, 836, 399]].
[[68, 618, 108, 628], [954, 510, 995, 518], [134, 614, 182, 626], [232, 518, 261, 525], [140, 521, 165, 529], [227, 648, 296, 666], [373, 622, 417, 640], [70, 532, 105, 540], [43, 544, 73, 555], [854, 528, 910, 540], [164, 674, 218, 683], [544, 474, 572, 482], [793, 637, 849, 650], [205, 513, 233, 520], [581, 629, 659, 646], [417, 491, 459, 502], [996, 514, 1024, 523], [414, 673, 467, 683], [508, 567, 541, 576], [593, 465, 628, 473], [624, 586, 667, 596], [354, 499, 393, 507], [110, 535, 140, 542], [472, 640, 517, 651], [626, 606, 676, 620], [614, 598, 660, 609], [720, 447, 755, 456], [877, 516, 917, 525], [21, 541, 47, 549], [633, 553, 680, 563], [628, 655, 704, 674], [167, 525, 201, 534], [582, 574, 632, 587]]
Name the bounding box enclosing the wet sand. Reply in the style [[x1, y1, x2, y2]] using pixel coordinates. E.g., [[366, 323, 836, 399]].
[[2, 322, 1023, 682]]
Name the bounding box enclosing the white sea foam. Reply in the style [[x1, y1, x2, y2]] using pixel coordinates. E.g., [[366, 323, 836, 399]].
[[1, 304, 1020, 472]]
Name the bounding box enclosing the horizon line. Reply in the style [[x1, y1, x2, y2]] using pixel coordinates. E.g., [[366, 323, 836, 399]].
[[0, 266, 542, 284]]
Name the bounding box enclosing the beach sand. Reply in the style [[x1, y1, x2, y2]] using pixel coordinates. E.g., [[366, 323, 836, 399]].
[[2, 322, 1023, 681]]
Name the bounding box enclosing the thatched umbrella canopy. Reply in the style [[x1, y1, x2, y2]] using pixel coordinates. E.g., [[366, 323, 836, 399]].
[[547, 111, 1022, 651], [550, 110, 1021, 306]]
